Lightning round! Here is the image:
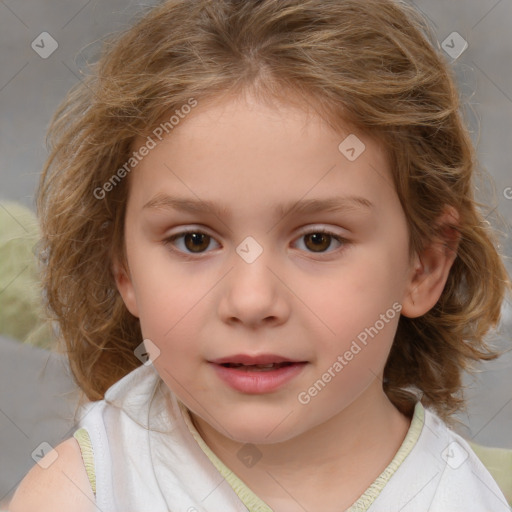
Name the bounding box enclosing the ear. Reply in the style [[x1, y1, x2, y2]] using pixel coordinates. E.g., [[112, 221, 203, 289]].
[[112, 259, 140, 318], [401, 206, 461, 319]]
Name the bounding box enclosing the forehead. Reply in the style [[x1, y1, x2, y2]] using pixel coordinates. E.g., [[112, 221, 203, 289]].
[[127, 93, 396, 216]]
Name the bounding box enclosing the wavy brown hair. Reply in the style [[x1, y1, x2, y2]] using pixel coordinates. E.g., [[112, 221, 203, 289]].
[[37, 0, 510, 423]]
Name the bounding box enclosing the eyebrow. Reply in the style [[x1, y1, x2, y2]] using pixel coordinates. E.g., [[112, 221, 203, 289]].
[[143, 194, 373, 219]]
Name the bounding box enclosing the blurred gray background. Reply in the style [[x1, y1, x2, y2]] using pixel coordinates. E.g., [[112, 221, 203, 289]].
[[0, 0, 511, 506]]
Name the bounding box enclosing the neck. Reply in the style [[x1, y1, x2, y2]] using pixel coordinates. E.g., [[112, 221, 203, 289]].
[[189, 380, 412, 511]]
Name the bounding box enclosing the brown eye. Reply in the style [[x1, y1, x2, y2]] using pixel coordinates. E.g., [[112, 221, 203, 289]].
[[164, 228, 348, 258], [295, 229, 346, 254], [165, 231, 217, 254], [303, 232, 332, 252], [183, 232, 210, 253]]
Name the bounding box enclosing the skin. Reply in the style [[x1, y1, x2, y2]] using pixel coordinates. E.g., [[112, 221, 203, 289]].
[[113, 92, 459, 511], [9, 91, 459, 512], [111, 92, 460, 511]]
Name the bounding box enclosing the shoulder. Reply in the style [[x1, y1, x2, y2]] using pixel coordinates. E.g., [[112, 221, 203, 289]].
[[8, 437, 95, 512], [418, 407, 509, 509]]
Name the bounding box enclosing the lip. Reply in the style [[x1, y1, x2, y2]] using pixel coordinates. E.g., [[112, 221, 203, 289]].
[[209, 353, 304, 365], [209, 360, 308, 394]]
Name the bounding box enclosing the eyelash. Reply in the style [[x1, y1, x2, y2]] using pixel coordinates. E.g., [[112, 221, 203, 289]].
[[163, 227, 350, 259]]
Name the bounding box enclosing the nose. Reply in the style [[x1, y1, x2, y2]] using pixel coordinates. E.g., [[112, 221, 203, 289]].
[[217, 248, 290, 329]]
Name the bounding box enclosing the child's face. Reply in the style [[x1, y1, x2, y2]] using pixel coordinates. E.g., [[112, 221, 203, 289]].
[[116, 92, 417, 444]]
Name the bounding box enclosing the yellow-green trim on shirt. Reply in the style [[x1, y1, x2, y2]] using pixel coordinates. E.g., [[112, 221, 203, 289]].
[[73, 428, 96, 497], [348, 402, 424, 511], [178, 400, 273, 512], [179, 400, 425, 512]]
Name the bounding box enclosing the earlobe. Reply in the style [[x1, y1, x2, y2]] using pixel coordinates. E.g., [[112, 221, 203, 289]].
[[112, 260, 140, 318], [401, 206, 460, 319]]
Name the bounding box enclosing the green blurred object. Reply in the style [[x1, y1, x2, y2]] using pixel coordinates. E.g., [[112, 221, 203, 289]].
[[0, 201, 54, 349], [470, 441, 512, 506]]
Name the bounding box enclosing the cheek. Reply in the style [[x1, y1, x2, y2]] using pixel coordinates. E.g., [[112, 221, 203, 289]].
[[296, 242, 405, 372], [130, 258, 211, 376], [306, 249, 403, 328], [128, 246, 192, 330]]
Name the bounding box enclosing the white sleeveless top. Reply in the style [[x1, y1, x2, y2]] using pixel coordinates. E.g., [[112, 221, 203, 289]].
[[74, 364, 510, 512]]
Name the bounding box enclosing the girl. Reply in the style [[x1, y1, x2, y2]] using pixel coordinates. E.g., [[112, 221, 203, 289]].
[[10, 0, 511, 510]]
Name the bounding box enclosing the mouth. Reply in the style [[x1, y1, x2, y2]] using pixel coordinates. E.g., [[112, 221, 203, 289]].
[[207, 354, 308, 393], [217, 362, 299, 372], [209, 353, 307, 368]]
